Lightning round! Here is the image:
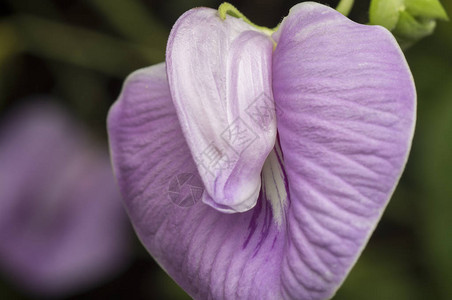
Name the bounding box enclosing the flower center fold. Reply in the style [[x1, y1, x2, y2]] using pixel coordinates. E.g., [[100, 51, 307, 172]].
[[166, 7, 278, 214], [261, 139, 288, 227]]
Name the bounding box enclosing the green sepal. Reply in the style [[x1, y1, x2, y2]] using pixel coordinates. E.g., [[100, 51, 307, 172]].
[[394, 10, 436, 48], [369, 0, 448, 49], [404, 0, 449, 21], [369, 0, 404, 30], [395, 10, 436, 39]]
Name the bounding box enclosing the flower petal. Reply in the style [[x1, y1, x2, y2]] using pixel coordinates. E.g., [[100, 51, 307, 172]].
[[272, 3, 416, 299], [0, 101, 130, 296], [166, 8, 276, 213], [108, 63, 289, 299]]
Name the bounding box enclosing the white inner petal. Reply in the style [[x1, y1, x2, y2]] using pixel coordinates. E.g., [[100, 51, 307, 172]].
[[261, 141, 287, 227], [167, 8, 277, 213]]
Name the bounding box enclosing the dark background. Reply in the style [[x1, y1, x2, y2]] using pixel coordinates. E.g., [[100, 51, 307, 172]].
[[0, 0, 451, 299]]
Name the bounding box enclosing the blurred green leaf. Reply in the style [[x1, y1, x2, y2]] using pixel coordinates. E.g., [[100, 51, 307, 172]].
[[0, 22, 21, 61], [8, 14, 165, 77], [334, 242, 421, 300], [0, 22, 22, 106], [4, 0, 60, 19], [417, 80, 452, 300], [87, 0, 169, 46], [160, 0, 217, 24]]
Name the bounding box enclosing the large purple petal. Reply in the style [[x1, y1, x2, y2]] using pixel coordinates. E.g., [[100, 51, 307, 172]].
[[166, 8, 276, 213], [108, 64, 287, 299], [0, 102, 130, 296], [272, 3, 416, 299]]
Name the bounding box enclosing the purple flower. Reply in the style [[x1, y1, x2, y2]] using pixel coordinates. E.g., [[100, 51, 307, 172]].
[[107, 3, 415, 300], [0, 102, 130, 297]]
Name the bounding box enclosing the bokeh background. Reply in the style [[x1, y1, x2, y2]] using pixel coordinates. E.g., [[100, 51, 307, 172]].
[[0, 0, 451, 299]]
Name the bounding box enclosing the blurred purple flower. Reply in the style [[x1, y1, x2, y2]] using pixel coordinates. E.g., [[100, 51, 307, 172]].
[[0, 101, 130, 297], [107, 3, 415, 300]]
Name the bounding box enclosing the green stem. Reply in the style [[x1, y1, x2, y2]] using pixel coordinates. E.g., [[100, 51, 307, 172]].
[[336, 0, 355, 16], [218, 2, 275, 36]]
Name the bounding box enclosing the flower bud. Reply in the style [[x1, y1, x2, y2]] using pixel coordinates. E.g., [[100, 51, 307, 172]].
[[369, 0, 448, 48]]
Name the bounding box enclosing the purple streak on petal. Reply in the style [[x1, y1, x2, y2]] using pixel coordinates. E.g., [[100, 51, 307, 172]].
[[272, 3, 416, 299], [108, 64, 288, 299], [166, 8, 276, 213], [242, 190, 273, 257], [243, 193, 262, 249], [0, 102, 130, 297], [253, 191, 273, 257]]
